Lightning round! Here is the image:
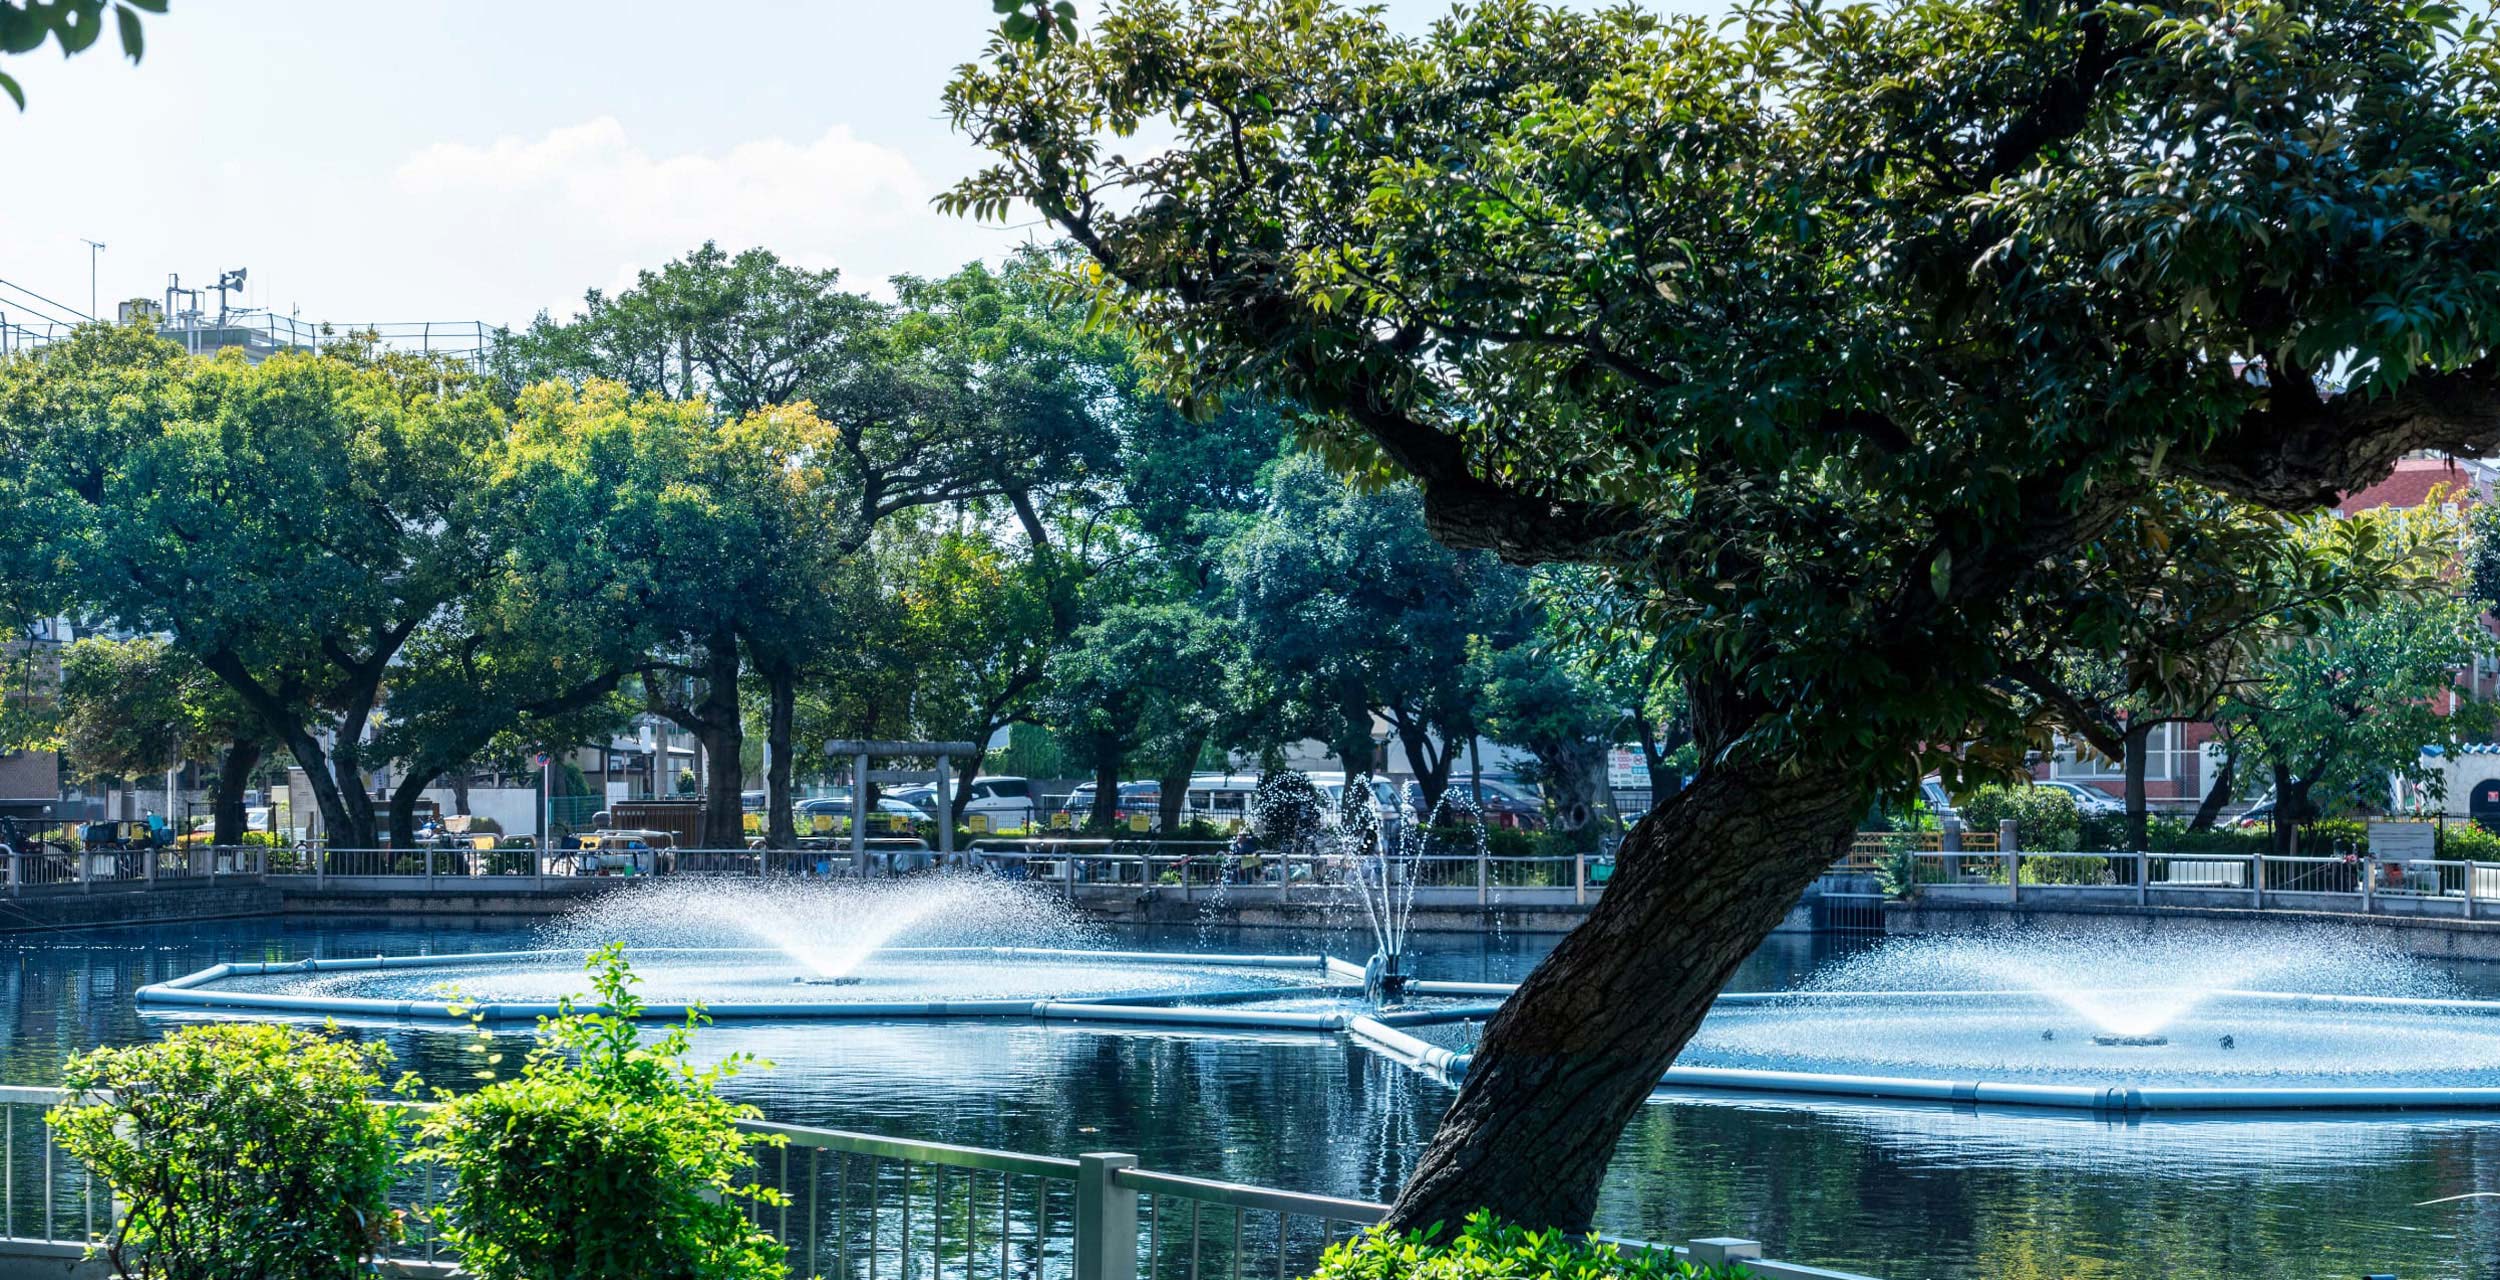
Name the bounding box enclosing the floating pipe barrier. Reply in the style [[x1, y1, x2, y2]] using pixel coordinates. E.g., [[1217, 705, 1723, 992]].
[[1402, 979, 1517, 997]]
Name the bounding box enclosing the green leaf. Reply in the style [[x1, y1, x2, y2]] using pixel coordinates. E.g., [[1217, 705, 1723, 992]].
[[0, 71, 22, 112], [115, 3, 143, 60]]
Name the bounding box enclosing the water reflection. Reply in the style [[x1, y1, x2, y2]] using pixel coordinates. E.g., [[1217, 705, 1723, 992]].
[[0, 917, 2494, 1279]]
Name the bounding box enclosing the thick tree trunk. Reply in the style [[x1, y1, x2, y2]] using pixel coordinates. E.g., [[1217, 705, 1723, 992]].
[[210, 737, 261, 849], [2190, 742, 2236, 832], [1384, 752, 1867, 1232], [2121, 720, 2155, 851], [1089, 749, 1121, 833], [1156, 728, 1208, 834], [450, 774, 471, 818], [764, 665, 798, 849], [2271, 761, 2309, 855], [949, 742, 993, 827], [387, 770, 439, 851]]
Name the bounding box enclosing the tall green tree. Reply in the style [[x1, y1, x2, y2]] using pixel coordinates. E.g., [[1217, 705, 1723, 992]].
[[1221, 453, 1525, 807], [57, 634, 270, 844], [949, 0, 2500, 1228], [1040, 601, 1234, 831], [2221, 509, 2492, 848]]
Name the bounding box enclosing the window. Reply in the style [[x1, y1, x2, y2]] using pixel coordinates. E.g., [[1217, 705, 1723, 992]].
[[985, 779, 1030, 799], [2051, 724, 2181, 782]]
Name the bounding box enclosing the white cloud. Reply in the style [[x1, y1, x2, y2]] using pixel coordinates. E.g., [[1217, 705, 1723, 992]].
[[389, 117, 1015, 318]]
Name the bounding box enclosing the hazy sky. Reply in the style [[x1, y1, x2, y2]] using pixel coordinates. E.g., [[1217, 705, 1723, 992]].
[[2, 1, 1705, 332]]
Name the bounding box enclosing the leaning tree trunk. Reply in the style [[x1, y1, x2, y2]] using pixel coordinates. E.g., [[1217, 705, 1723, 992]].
[[1383, 752, 1868, 1232], [209, 737, 262, 849], [2189, 743, 2236, 832], [1156, 728, 1209, 834]]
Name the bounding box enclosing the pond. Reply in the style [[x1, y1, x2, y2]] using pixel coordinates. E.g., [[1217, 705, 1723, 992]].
[[2, 912, 2495, 1280]]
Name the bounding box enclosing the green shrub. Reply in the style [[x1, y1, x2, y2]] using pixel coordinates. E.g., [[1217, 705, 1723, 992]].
[[1873, 841, 1922, 899], [413, 944, 783, 1280], [1312, 1212, 1746, 1280], [1956, 784, 2081, 852], [2018, 854, 2114, 885], [2441, 821, 2500, 861], [2299, 817, 2370, 853], [49, 1023, 403, 1280]]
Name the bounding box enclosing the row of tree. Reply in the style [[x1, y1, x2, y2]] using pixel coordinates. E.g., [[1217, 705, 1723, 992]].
[[0, 246, 1682, 852]]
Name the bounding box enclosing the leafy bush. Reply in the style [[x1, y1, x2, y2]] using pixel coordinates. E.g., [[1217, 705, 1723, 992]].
[[2299, 817, 2371, 854], [2017, 854, 2115, 885], [2142, 819, 2268, 855], [2441, 821, 2500, 861], [1312, 1212, 1746, 1280], [1873, 841, 1922, 900], [412, 944, 783, 1280], [49, 1023, 403, 1280], [1955, 784, 2080, 852]]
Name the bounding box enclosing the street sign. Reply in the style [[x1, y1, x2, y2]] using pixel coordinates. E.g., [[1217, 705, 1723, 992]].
[[533, 752, 552, 768]]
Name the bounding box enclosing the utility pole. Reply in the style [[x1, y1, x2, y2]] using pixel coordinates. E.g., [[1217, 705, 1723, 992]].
[[79, 239, 104, 319]]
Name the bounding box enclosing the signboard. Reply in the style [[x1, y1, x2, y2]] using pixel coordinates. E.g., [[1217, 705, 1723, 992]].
[[2368, 820, 2437, 861], [1050, 811, 1072, 831], [1606, 747, 1647, 789], [966, 814, 990, 834], [1128, 813, 1151, 833]]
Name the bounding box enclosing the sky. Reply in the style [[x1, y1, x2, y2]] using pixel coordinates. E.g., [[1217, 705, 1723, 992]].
[[0, 0, 1700, 334]]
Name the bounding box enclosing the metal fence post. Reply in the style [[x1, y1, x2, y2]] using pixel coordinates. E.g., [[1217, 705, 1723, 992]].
[[1575, 851, 1587, 905], [6, 850, 16, 897], [1074, 1153, 1138, 1280], [2362, 856, 2375, 914], [1476, 842, 1489, 907], [425, 845, 436, 891], [1687, 1239, 1763, 1268], [2000, 819, 2019, 904], [2252, 852, 2265, 909], [2469, 860, 2480, 921], [144, 844, 158, 888]]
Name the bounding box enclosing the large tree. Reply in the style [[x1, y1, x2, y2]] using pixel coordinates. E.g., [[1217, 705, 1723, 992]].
[[500, 248, 1115, 846], [56, 634, 270, 845], [1221, 453, 1525, 806], [948, 0, 2500, 1229]]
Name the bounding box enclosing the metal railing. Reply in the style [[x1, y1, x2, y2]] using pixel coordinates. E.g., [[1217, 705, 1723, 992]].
[[0, 1086, 1866, 1280], [968, 842, 1608, 907], [1897, 850, 2500, 918]]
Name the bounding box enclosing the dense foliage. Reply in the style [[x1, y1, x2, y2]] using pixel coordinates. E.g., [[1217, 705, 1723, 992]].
[[1311, 1213, 1747, 1280], [412, 945, 783, 1280], [49, 1023, 402, 1280], [945, 0, 2500, 1230]]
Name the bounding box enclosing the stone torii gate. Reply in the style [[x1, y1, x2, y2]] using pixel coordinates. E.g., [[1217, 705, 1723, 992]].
[[823, 740, 980, 872]]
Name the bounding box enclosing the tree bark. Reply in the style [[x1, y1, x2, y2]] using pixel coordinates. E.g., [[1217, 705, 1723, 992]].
[[1384, 751, 1867, 1232], [209, 736, 262, 849], [764, 663, 799, 849], [1088, 746, 1121, 833], [1156, 727, 1209, 834], [2190, 739, 2236, 831], [2121, 719, 2156, 851]]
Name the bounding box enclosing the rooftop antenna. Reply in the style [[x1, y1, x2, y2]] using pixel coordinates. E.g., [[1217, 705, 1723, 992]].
[[78, 239, 105, 320], [214, 268, 247, 326]]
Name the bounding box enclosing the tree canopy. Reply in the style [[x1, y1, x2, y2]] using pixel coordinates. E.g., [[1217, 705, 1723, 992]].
[[947, 0, 2500, 1231]]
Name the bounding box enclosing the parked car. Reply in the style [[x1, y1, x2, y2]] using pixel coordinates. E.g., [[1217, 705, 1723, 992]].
[[2034, 779, 2127, 817], [888, 776, 1038, 831], [796, 793, 932, 838], [1399, 779, 1546, 829], [1054, 781, 1160, 825]]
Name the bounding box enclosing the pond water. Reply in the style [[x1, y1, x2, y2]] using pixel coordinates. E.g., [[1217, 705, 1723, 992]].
[[4, 914, 2497, 1280]]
